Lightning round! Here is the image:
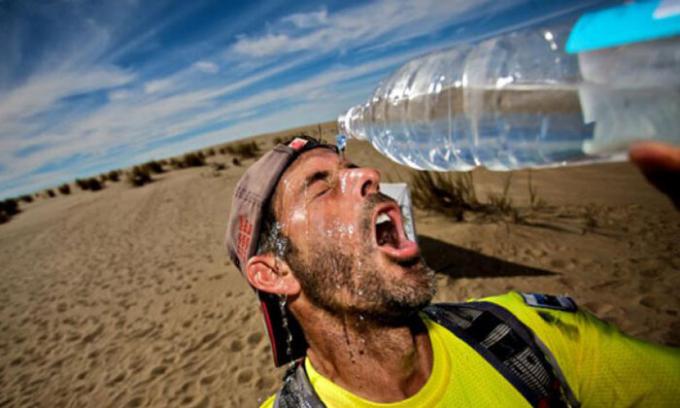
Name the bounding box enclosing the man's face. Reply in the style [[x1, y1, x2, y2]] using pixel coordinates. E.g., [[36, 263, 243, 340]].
[[273, 148, 435, 321]]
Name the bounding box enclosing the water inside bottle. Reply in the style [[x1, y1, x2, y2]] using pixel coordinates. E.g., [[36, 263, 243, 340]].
[[351, 85, 614, 171]]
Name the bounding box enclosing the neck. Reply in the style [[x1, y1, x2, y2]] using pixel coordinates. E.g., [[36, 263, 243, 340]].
[[293, 303, 433, 403]]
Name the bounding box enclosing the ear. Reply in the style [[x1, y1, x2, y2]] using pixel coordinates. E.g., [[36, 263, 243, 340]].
[[245, 254, 301, 296]]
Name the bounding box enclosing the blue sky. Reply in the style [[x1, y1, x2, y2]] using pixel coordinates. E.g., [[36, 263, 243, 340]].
[[0, 0, 608, 199]]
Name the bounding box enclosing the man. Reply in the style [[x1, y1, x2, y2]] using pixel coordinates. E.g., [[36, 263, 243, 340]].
[[225, 136, 679, 407]]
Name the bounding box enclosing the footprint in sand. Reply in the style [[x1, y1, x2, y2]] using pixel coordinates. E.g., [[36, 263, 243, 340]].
[[126, 396, 145, 408], [230, 339, 243, 352], [240, 312, 252, 324], [237, 369, 254, 384], [200, 373, 218, 386], [639, 296, 662, 310], [150, 365, 167, 377], [247, 332, 263, 347]]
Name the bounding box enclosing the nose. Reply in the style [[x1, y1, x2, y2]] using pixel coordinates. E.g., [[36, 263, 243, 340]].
[[343, 167, 381, 198]]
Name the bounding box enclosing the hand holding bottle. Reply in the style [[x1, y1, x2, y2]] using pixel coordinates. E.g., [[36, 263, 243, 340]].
[[629, 142, 680, 209]]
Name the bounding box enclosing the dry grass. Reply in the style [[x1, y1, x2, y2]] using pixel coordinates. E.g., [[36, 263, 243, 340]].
[[487, 174, 514, 216], [127, 166, 153, 187], [76, 178, 103, 191], [107, 170, 121, 182], [58, 184, 71, 195], [142, 160, 164, 174], [0, 198, 20, 223], [182, 152, 206, 167], [411, 171, 545, 224], [222, 141, 261, 159], [527, 170, 547, 210], [410, 171, 479, 221]]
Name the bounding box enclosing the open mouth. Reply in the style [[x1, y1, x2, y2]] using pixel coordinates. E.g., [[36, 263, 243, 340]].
[[373, 203, 419, 261]]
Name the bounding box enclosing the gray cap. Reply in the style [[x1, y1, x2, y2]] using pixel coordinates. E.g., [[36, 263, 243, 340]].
[[225, 136, 337, 366]]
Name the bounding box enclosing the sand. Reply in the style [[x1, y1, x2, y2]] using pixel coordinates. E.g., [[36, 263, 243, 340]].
[[1, 122, 678, 407]]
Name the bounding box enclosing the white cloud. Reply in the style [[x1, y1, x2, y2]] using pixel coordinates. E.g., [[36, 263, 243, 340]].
[[229, 0, 498, 58], [0, 67, 134, 124], [192, 60, 219, 74], [232, 34, 293, 58], [108, 89, 132, 101], [281, 9, 328, 28], [143, 78, 174, 94]]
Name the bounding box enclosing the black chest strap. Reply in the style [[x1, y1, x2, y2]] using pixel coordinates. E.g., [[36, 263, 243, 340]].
[[275, 302, 580, 408]]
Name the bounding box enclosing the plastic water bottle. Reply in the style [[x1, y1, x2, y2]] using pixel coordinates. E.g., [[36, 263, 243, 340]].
[[337, 20, 680, 171]]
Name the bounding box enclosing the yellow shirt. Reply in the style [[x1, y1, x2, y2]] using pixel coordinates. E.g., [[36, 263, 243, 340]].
[[261, 292, 680, 407]]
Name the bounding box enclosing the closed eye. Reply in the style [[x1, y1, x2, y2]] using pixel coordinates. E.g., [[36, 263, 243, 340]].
[[308, 171, 329, 184], [304, 171, 332, 196]]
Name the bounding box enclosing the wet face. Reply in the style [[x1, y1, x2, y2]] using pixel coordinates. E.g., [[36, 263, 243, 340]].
[[273, 148, 435, 322]]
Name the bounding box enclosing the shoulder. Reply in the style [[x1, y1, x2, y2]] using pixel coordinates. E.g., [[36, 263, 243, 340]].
[[474, 291, 577, 313], [465, 291, 604, 343]]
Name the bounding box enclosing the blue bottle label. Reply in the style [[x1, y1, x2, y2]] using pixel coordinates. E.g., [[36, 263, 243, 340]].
[[566, 0, 680, 53]]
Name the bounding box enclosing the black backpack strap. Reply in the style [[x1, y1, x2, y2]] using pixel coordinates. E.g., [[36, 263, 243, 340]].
[[274, 360, 325, 408], [423, 302, 580, 408], [466, 301, 580, 408]]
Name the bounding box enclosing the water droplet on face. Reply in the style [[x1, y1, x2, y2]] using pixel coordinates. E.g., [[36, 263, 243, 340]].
[[339, 172, 349, 194]]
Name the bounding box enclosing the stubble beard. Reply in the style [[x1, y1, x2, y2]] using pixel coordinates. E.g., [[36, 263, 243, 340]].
[[287, 194, 436, 324]]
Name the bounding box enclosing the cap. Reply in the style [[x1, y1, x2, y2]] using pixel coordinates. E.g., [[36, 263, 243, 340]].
[[225, 136, 338, 366]]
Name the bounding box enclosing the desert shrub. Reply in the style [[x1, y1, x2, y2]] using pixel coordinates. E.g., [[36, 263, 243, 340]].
[[127, 166, 152, 187], [19, 195, 33, 203], [272, 136, 285, 146], [181, 152, 205, 167], [204, 148, 216, 157], [108, 170, 120, 182], [143, 160, 164, 174], [45, 189, 56, 198], [75, 177, 103, 191], [411, 171, 479, 221], [99, 173, 108, 182], [88, 178, 102, 191], [224, 141, 260, 159], [0, 198, 20, 217], [232, 157, 241, 166], [210, 162, 226, 171], [58, 184, 71, 195], [169, 158, 183, 169]]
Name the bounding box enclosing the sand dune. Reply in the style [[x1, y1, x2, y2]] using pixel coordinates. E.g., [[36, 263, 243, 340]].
[[1, 123, 678, 407]]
